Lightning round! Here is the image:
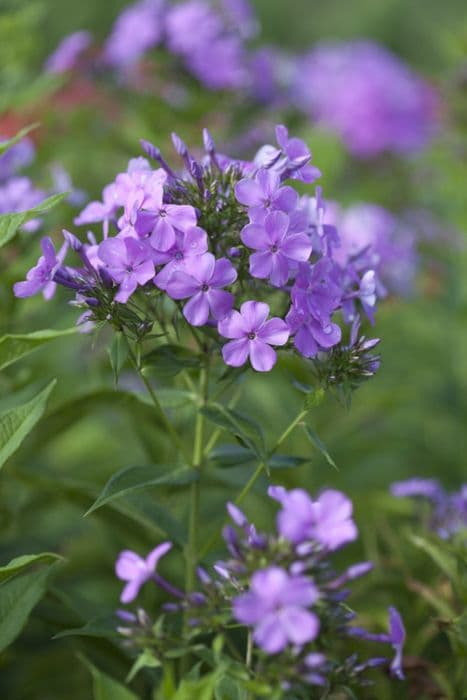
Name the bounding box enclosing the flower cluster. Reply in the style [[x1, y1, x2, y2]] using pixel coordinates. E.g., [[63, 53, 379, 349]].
[[13, 126, 388, 375], [391, 478, 467, 539], [115, 486, 405, 693], [292, 41, 439, 157]]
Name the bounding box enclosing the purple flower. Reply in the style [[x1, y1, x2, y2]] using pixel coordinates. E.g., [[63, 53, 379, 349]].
[[98, 237, 155, 303], [241, 210, 312, 287], [44, 30, 91, 73], [115, 543, 172, 603], [13, 237, 67, 299], [286, 306, 342, 358], [165, 253, 237, 326], [74, 183, 120, 226], [104, 0, 164, 69], [233, 567, 320, 653], [293, 41, 439, 157], [218, 301, 289, 372], [0, 137, 35, 180], [153, 226, 209, 290], [0, 176, 46, 232], [269, 486, 358, 550], [235, 168, 298, 214], [388, 607, 406, 680], [391, 478, 442, 500], [133, 191, 197, 252]]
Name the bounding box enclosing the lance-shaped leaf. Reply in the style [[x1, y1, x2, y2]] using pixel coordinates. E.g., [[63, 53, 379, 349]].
[[0, 379, 56, 470], [0, 552, 62, 584], [0, 556, 62, 652], [201, 403, 266, 458], [0, 192, 67, 249], [85, 464, 196, 516], [143, 344, 201, 377], [0, 328, 76, 371], [302, 424, 338, 470]]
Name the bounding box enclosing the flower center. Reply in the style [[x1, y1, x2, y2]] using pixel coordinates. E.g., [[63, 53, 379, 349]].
[[175, 251, 184, 260], [126, 265, 134, 272], [270, 244, 279, 253], [248, 332, 256, 340], [201, 283, 209, 292], [159, 209, 167, 218]]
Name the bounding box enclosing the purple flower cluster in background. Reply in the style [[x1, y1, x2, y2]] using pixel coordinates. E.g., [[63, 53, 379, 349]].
[[292, 41, 439, 157], [391, 478, 467, 539], [115, 486, 405, 690], [44, 4, 440, 159], [14, 125, 390, 374], [0, 137, 45, 233]]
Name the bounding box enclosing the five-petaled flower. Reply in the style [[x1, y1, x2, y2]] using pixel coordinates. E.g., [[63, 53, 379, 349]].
[[233, 566, 320, 653], [218, 300, 289, 372], [98, 236, 155, 303]]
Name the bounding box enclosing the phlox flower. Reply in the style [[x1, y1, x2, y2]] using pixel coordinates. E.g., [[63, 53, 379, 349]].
[[241, 210, 312, 287], [165, 252, 237, 326], [218, 300, 289, 372], [115, 543, 172, 603], [153, 226, 209, 290], [233, 566, 320, 653], [234, 167, 298, 214], [13, 237, 67, 300], [98, 236, 155, 303], [269, 486, 358, 550]]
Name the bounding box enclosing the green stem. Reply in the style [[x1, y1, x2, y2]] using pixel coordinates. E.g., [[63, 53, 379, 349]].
[[199, 408, 309, 558], [125, 337, 190, 463], [186, 363, 209, 592]]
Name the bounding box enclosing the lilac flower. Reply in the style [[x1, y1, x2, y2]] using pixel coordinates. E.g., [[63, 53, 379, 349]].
[[269, 486, 358, 550], [293, 41, 439, 157], [104, 0, 164, 69], [233, 567, 320, 653], [44, 30, 91, 73], [153, 226, 208, 290], [13, 237, 67, 299], [235, 168, 298, 214], [218, 301, 289, 372], [115, 543, 172, 603], [165, 253, 237, 326], [241, 210, 312, 287], [98, 237, 155, 303]]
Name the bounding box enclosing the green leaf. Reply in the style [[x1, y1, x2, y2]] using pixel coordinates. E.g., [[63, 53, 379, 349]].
[[448, 610, 467, 656], [143, 344, 200, 378], [302, 424, 338, 470], [409, 533, 459, 585], [126, 649, 161, 682], [209, 445, 255, 468], [0, 124, 39, 155], [0, 328, 76, 371], [0, 379, 56, 470], [0, 192, 67, 249], [79, 655, 139, 700], [108, 332, 129, 387], [215, 676, 242, 700], [201, 403, 265, 458], [0, 552, 62, 584], [54, 616, 119, 641], [173, 672, 221, 700], [85, 464, 197, 516], [268, 454, 309, 469], [0, 559, 62, 652]]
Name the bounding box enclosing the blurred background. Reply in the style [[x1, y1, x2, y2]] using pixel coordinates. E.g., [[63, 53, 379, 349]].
[[1, 0, 467, 698]]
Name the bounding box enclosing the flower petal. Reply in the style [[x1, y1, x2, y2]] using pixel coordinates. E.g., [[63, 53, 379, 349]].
[[257, 318, 289, 345], [222, 338, 250, 367], [183, 292, 210, 326], [249, 339, 277, 372], [218, 310, 247, 339]]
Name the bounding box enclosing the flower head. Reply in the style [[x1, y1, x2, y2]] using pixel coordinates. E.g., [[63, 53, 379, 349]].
[[233, 566, 320, 653], [13, 237, 67, 299], [115, 543, 172, 603], [218, 301, 289, 372], [98, 236, 155, 302]]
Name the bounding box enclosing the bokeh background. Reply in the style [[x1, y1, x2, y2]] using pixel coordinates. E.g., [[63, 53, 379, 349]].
[[1, 0, 467, 698]]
